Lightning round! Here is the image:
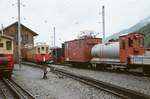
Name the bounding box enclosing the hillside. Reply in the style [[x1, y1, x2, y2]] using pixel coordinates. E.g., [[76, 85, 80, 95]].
[[137, 23, 150, 47], [106, 17, 150, 42]]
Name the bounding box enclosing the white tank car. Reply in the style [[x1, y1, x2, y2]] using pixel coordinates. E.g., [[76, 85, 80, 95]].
[[91, 42, 119, 59]]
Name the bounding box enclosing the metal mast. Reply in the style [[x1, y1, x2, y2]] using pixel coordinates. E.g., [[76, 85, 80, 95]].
[[102, 5, 105, 43], [18, 0, 21, 70], [1, 24, 4, 35], [53, 27, 55, 47]]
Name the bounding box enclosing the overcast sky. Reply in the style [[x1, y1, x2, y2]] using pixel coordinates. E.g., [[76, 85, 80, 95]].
[[0, 0, 150, 47]]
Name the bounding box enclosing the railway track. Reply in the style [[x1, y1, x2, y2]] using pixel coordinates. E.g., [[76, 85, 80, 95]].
[[0, 78, 36, 99], [22, 62, 150, 99], [0, 79, 16, 99], [52, 63, 149, 77]]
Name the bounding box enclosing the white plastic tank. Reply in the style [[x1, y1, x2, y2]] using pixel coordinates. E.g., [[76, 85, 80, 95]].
[[91, 42, 119, 58]]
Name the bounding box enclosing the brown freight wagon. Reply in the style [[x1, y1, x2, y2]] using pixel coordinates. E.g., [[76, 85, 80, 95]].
[[64, 36, 101, 67]]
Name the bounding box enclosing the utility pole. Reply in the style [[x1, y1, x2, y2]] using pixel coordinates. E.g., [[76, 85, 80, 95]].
[[102, 5, 105, 43], [18, 0, 21, 70], [1, 24, 4, 35], [53, 27, 56, 47], [53, 27, 56, 63]]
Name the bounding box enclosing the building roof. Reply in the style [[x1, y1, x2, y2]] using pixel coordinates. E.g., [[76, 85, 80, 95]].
[[0, 34, 14, 40], [1, 21, 38, 36]]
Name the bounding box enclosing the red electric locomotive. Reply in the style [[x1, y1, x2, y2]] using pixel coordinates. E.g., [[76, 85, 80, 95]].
[[0, 34, 14, 78], [23, 42, 52, 63]]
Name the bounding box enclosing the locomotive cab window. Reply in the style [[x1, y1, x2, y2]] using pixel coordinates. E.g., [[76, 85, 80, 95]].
[[6, 41, 12, 50], [42, 47, 44, 51], [46, 47, 48, 53], [38, 47, 40, 53], [139, 38, 144, 47], [128, 38, 133, 47]]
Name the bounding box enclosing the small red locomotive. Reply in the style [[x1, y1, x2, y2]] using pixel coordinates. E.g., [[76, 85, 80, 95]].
[[23, 42, 52, 63], [0, 34, 14, 78], [91, 32, 150, 74], [91, 33, 145, 66]]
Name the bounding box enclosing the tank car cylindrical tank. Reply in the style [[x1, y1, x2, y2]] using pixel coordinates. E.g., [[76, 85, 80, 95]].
[[91, 42, 119, 59]]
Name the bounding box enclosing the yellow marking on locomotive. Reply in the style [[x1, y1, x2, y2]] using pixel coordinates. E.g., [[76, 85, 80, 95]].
[[0, 36, 14, 54]]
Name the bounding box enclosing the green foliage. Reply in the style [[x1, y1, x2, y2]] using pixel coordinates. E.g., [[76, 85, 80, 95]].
[[145, 34, 150, 47], [106, 17, 150, 45], [137, 23, 150, 48]]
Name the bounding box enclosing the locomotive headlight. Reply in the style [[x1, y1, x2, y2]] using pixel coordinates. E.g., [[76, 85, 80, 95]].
[[43, 56, 45, 62], [7, 56, 12, 61], [7, 56, 12, 59]]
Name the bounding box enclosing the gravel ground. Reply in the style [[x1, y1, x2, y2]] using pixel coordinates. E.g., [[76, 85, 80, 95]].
[[0, 87, 3, 99], [50, 64, 150, 95], [12, 64, 121, 99]]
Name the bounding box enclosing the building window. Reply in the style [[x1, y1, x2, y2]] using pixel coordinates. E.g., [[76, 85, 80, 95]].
[[128, 38, 133, 47], [0, 43, 3, 48], [122, 40, 125, 49], [26, 33, 29, 43], [6, 41, 12, 50]]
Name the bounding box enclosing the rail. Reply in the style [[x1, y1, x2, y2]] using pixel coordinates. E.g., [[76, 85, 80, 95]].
[[22, 62, 150, 99], [3, 78, 36, 99]]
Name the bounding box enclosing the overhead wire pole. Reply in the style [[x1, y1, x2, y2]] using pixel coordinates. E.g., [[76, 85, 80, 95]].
[[53, 27, 56, 63], [53, 27, 56, 47], [102, 5, 105, 43], [18, 0, 21, 70], [1, 24, 4, 35], [100, 5, 105, 62]]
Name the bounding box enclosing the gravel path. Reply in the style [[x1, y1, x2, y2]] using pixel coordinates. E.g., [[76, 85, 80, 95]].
[[50, 64, 150, 95], [12, 64, 121, 99]]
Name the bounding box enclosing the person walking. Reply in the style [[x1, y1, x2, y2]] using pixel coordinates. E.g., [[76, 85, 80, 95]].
[[43, 65, 48, 79]]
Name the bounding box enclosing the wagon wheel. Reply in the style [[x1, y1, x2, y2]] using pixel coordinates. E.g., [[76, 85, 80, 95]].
[[87, 63, 92, 69], [72, 63, 78, 67], [3, 71, 12, 79]]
